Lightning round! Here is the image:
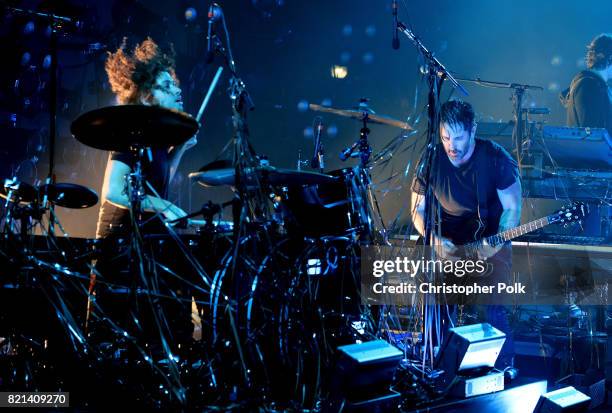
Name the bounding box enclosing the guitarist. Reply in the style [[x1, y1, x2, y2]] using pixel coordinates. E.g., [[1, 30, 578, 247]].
[[411, 99, 521, 279], [410, 99, 522, 365]]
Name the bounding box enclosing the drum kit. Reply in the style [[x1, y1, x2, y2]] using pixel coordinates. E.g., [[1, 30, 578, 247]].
[[0, 99, 412, 409]]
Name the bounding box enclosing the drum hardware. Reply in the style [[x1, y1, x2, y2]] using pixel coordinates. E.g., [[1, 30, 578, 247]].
[[309, 98, 398, 241], [39, 183, 99, 209], [2, 178, 98, 238], [71, 106, 205, 376], [189, 164, 338, 187], [70, 105, 198, 152], [311, 117, 325, 172], [169, 200, 233, 233]]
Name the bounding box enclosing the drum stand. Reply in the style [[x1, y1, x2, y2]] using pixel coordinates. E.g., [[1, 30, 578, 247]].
[[338, 112, 378, 242]]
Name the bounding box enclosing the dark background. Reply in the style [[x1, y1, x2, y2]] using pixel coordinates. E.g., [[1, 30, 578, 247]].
[[1, 0, 609, 238]]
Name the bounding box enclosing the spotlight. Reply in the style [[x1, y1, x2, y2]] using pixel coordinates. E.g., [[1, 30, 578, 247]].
[[20, 52, 32, 66], [331, 65, 348, 79], [362, 52, 374, 64], [340, 51, 351, 63], [320, 98, 332, 107], [303, 126, 314, 139], [306, 259, 322, 276], [365, 25, 376, 36], [297, 100, 309, 112], [342, 24, 352, 36], [184, 7, 197, 22], [326, 124, 338, 138], [42, 55, 52, 70], [23, 21, 35, 35]]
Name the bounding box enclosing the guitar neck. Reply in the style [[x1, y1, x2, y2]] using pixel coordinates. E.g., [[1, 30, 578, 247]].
[[469, 216, 551, 248]]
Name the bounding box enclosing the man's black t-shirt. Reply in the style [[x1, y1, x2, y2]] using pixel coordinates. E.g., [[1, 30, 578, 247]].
[[411, 138, 519, 245], [96, 148, 171, 238]]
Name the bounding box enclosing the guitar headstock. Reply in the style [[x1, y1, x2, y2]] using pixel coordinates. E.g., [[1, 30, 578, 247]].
[[549, 202, 589, 227]]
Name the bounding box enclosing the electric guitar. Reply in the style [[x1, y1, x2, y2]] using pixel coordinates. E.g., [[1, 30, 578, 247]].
[[460, 201, 589, 258]]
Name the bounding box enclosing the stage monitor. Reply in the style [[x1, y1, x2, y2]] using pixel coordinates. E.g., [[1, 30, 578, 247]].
[[533, 386, 591, 413], [435, 323, 506, 379]]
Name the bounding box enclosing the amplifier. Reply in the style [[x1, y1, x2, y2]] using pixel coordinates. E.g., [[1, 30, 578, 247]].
[[450, 369, 505, 398]]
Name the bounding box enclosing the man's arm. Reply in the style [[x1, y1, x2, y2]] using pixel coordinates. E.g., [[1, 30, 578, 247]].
[[477, 179, 521, 259], [496, 180, 522, 232], [411, 190, 456, 256], [411, 191, 426, 237], [101, 159, 187, 221]]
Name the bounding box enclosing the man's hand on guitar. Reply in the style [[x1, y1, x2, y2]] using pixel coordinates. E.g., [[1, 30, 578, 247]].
[[477, 239, 502, 260], [432, 235, 457, 260]]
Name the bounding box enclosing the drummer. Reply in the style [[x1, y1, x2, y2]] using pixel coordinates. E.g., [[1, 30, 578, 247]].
[[96, 37, 197, 238]]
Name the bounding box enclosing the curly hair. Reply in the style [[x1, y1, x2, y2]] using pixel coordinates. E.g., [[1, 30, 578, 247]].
[[105, 37, 177, 105], [586, 33, 612, 70]]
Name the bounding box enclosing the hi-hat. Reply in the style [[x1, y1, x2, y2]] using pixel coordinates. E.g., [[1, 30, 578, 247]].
[[1, 180, 98, 209], [71, 105, 199, 152], [40, 183, 99, 209]]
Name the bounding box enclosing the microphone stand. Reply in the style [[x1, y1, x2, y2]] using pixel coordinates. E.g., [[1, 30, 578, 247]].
[[5, 6, 80, 236], [451, 75, 543, 171], [204, 8, 273, 387], [396, 20, 467, 246], [311, 118, 325, 172], [396, 19, 468, 368]]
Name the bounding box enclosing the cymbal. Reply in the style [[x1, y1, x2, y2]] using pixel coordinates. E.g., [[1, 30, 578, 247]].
[[0, 179, 37, 204], [309, 103, 412, 130], [189, 165, 338, 187], [40, 183, 99, 209], [71, 105, 199, 152]]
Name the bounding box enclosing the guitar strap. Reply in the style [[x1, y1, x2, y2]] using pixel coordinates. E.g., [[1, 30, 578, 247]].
[[474, 154, 490, 235]]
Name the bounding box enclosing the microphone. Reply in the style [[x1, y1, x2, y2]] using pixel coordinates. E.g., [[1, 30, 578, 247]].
[[206, 3, 223, 63], [392, 0, 399, 50], [339, 141, 359, 161]]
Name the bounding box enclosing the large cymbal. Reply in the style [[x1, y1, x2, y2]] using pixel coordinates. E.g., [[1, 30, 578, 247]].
[[309, 103, 412, 130], [40, 183, 99, 209], [71, 105, 199, 152], [189, 164, 338, 187]]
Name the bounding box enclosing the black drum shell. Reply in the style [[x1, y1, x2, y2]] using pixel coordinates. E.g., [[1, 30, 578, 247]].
[[284, 168, 357, 237]]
